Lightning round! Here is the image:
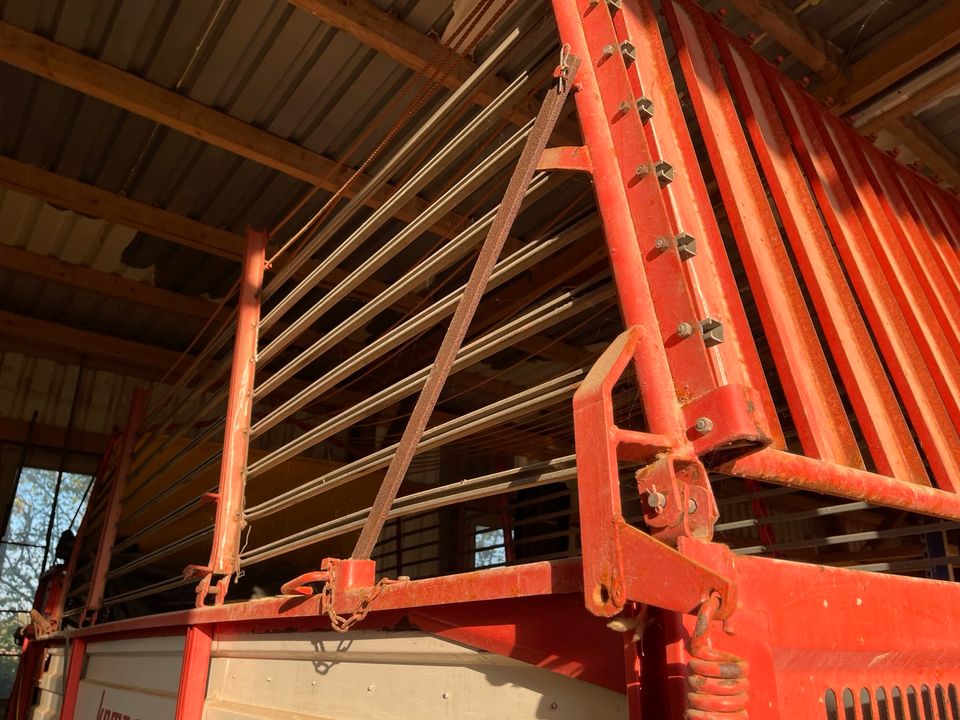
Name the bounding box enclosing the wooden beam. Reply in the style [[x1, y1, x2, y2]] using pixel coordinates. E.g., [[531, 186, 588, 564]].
[[0, 157, 420, 311], [818, 2, 960, 113], [0, 417, 111, 457], [287, 0, 549, 133], [727, 0, 843, 77], [0, 310, 185, 381], [0, 21, 462, 237], [858, 66, 960, 135], [0, 243, 219, 321], [886, 114, 960, 188], [0, 155, 241, 260]]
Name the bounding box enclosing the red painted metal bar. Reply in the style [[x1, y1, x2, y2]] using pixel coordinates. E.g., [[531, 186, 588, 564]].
[[175, 624, 213, 720], [723, 448, 960, 520], [862, 152, 960, 365], [617, 0, 784, 449], [84, 389, 148, 618], [190, 228, 266, 600], [550, 0, 767, 458], [764, 54, 960, 492], [54, 432, 120, 625], [813, 104, 960, 433], [716, 32, 925, 483], [58, 638, 87, 720], [665, 0, 862, 468], [892, 167, 960, 315], [911, 180, 960, 296]]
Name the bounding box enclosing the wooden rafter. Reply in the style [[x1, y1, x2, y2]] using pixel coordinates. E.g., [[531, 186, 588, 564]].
[[0, 417, 111, 458], [0, 309, 185, 381], [0, 243, 223, 322], [0, 21, 464, 238], [858, 66, 960, 136], [816, 2, 960, 114], [720, 0, 960, 187], [0, 157, 420, 310], [725, 0, 843, 77], [286, 0, 547, 131]]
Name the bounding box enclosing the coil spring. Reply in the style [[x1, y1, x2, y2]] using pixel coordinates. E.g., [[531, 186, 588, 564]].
[[686, 592, 750, 719]]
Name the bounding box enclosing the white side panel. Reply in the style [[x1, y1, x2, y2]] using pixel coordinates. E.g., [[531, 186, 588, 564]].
[[206, 630, 626, 720], [30, 646, 65, 720], [75, 635, 184, 720]]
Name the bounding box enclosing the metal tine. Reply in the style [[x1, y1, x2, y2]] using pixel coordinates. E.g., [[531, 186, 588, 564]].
[[247, 279, 614, 475], [241, 458, 579, 566], [118, 445, 222, 530], [106, 376, 581, 576], [124, 401, 226, 502], [102, 577, 193, 608], [130, 353, 231, 475], [113, 485, 215, 554], [245, 371, 584, 522], [254, 176, 586, 402], [257, 117, 538, 365], [715, 500, 873, 532], [249, 216, 602, 438], [141, 310, 236, 430], [259, 27, 523, 305]]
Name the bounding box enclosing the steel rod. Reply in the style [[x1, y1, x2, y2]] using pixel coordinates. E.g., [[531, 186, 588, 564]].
[[240, 457, 577, 566], [245, 371, 583, 521], [715, 501, 873, 533], [250, 222, 605, 439], [247, 280, 613, 473], [259, 71, 536, 342], [734, 520, 960, 556], [260, 28, 523, 302], [253, 194, 591, 403]]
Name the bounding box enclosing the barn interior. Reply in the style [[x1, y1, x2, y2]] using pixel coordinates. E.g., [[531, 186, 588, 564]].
[[0, 0, 958, 654]]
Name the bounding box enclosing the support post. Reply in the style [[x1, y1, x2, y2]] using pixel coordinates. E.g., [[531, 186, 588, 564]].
[[175, 624, 214, 720], [58, 638, 87, 720], [85, 389, 148, 618], [192, 228, 266, 604]]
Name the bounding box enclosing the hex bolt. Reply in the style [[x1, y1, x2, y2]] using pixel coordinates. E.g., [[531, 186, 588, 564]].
[[618, 99, 632, 115], [699, 317, 724, 346], [653, 160, 675, 186], [676, 322, 694, 338], [637, 96, 654, 123], [635, 164, 650, 179], [654, 236, 671, 252], [647, 490, 667, 513], [675, 231, 697, 260], [695, 417, 714, 435], [620, 40, 637, 63], [602, 43, 616, 58], [688, 498, 698, 513]]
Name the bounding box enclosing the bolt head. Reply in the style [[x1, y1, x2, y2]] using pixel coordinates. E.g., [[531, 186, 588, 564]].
[[676, 322, 694, 338], [695, 417, 714, 435], [654, 236, 671, 251]]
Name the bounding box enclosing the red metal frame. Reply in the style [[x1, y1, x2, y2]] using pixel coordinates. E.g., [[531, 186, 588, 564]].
[[186, 228, 267, 605], [84, 390, 148, 620], [174, 625, 213, 720]]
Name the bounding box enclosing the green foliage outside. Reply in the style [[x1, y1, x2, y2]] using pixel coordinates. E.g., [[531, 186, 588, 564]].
[[0, 468, 89, 698]]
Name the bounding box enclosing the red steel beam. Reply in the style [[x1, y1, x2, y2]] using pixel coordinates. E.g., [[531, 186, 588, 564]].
[[765, 51, 960, 493], [85, 390, 148, 616], [58, 638, 87, 720], [202, 229, 267, 587], [619, 0, 784, 448], [665, 0, 862, 468], [714, 32, 926, 484], [175, 625, 213, 720]]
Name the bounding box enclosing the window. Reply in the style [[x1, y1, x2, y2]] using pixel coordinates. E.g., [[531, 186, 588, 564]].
[[474, 525, 507, 568], [0, 468, 90, 697]]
